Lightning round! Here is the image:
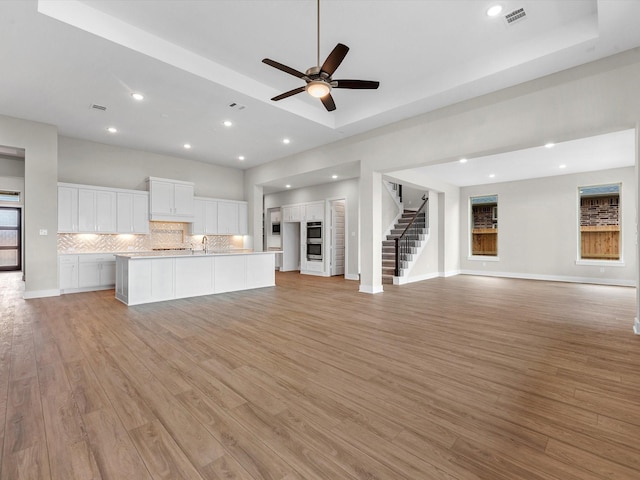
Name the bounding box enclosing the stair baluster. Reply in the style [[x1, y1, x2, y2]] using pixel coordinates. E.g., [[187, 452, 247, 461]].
[[393, 195, 429, 277]]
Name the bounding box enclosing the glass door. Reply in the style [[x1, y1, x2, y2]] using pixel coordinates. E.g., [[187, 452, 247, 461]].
[[0, 207, 21, 271]]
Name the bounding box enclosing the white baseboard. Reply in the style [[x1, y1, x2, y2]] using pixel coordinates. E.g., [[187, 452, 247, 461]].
[[394, 272, 439, 285], [460, 270, 635, 287], [345, 273, 359, 281], [440, 270, 461, 278], [359, 284, 384, 294], [23, 289, 60, 299]]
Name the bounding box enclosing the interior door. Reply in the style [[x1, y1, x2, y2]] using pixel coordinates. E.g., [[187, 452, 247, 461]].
[[0, 207, 21, 271], [330, 200, 345, 276]]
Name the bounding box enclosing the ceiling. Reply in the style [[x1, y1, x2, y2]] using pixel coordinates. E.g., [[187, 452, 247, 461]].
[[410, 129, 636, 187], [1, 1, 640, 187]]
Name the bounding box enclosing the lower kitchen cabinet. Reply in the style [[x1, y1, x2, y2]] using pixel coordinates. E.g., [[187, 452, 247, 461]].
[[59, 255, 79, 290], [60, 254, 116, 293]]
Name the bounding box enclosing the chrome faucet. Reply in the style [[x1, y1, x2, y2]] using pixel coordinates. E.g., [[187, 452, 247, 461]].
[[202, 235, 208, 253]]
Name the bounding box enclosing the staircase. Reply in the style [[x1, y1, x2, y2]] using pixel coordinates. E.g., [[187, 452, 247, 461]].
[[382, 210, 427, 284]]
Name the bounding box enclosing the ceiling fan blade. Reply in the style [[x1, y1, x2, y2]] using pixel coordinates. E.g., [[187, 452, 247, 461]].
[[334, 79, 380, 89], [320, 43, 349, 76], [271, 86, 306, 101], [320, 93, 336, 112], [262, 58, 307, 79]]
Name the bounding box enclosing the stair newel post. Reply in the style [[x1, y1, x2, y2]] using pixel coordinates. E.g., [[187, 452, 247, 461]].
[[394, 236, 400, 277]]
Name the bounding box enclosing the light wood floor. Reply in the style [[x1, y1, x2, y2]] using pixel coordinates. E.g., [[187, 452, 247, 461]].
[[1, 270, 639, 479]]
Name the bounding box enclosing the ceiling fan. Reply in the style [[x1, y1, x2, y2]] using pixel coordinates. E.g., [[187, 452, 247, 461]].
[[262, 0, 379, 112]]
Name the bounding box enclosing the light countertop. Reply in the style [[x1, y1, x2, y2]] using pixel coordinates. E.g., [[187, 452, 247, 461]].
[[115, 250, 281, 259]]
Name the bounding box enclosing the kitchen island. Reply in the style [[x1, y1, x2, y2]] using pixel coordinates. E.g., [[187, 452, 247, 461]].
[[115, 250, 277, 306]]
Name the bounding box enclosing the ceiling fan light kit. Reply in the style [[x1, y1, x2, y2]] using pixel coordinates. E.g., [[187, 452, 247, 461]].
[[306, 80, 331, 98], [262, 0, 379, 111]]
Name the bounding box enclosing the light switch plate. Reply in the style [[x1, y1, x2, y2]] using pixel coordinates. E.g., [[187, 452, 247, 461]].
[[39, 229, 48, 235]]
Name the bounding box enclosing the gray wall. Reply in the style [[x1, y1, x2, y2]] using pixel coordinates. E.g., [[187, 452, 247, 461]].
[[58, 136, 244, 199], [264, 178, 360, 279], [0, 156, 25, 177], [0, 114, 58, 297], [460, 167, 636, 285]]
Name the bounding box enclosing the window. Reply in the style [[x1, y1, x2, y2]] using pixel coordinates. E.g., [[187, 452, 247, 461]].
[[470, 195, 498, 256], [579, 184, 620, 260], [0, 191, 20, 203]]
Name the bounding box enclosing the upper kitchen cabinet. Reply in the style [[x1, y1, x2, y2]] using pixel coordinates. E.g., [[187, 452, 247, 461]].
[[78, 188, 117, 233], [59, 183, 150, 234], [218, 200, 248, 235], [304, 202, 324, 221], [147, 177, 194, 222], [58, 185, 78, 232], [190, 198, 219, 235], [116, 192, 149, 234], [282, 204, 302, 222]]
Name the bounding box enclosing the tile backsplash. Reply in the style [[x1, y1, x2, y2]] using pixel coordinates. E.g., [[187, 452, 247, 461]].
[[58, 222, 243, 253]]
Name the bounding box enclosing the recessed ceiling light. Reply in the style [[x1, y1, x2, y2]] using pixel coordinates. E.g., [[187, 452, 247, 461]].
[[283, 138, 291, 144], [285, 184, 291, 188], [559, 164, 567, 169], [131, 92, 144, 101], [489, 174, 496, 178], [545, 142, 555, 148], [459, 158, 468, 163], [223, 120, 233, 127], [487, 5, 503, 17], [238, 156, 245, 161], [107, 127, 117, 133], [332, 175, 338, 179], [183, 143, 192, 149]]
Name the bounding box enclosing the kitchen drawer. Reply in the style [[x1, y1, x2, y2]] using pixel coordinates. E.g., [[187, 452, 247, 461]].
[[78, 254, 116, 264]]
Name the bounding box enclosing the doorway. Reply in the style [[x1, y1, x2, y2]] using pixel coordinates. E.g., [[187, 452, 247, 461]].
[[329, 199, 345, 276], [0, 207, 21, 271]]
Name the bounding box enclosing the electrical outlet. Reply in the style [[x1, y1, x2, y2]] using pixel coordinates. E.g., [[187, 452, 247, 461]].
[[39, 229, 48, 236]]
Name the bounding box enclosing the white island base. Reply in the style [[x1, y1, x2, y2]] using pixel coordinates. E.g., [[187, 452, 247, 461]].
[[115, 251, 276, 306]]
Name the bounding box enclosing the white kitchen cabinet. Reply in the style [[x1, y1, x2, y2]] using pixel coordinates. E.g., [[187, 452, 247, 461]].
[[175, 256, 214, 298], [304, 202, 324, 221], [147, 177, 195, 221], [58, 186, 78, 232], [59, 254, 115, 293], [217, 200, 247, 235], [238, 202, 248, 235], [59, 255, 79, 291], [218, 201, 239, 234], [78, 189, 117, 233], [282, 204, 302, 222], [190, 198, 218, 235], [117, 192, 149, 234], [78, 254, 116, 289]]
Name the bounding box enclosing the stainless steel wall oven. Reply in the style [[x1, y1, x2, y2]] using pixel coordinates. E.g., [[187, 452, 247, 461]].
[[306, 221, 322, 261]]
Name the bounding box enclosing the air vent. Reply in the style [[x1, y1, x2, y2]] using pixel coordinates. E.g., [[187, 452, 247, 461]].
[[90, 103, 107, 111], [228, 102, 246, 110], [504, 7, 526, 25]]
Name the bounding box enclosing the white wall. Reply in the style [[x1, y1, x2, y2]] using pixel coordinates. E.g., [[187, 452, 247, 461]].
[[263, 178, 359, 278], [58, 136, 244, 199], [401, 185, 427, 210], [402, 192, 440, 281], [381, 181, 400, 236], [460, 167, 636, 285]]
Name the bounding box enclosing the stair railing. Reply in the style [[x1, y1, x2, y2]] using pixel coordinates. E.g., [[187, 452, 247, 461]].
[[394, 195, 429, 277]]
